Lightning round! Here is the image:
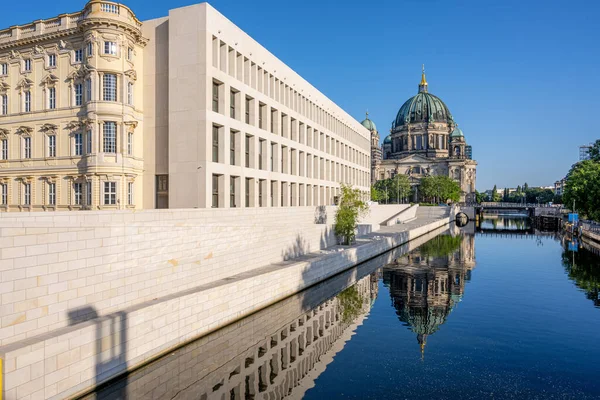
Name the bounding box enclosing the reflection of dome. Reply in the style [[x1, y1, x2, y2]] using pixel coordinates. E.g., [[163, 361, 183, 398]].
[[450, 127, 464, 138], [383, 135, 392, 144], [361, 115, 377, 132], [398, 302, 453, 336]]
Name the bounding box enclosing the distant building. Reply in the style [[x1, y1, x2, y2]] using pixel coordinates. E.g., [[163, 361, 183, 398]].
[[465, 145, 472, 160], [580, 144, 592, 161], [554, 179, 566, 196]]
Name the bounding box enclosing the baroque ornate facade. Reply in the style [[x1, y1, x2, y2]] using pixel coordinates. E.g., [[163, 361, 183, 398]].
[[365, 69, 477, 202]]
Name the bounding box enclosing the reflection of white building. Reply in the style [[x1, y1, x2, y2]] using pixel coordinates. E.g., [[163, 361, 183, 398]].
[[366, 69, 477, 202]]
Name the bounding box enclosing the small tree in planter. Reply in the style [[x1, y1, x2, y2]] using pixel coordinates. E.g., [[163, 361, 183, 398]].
[[334, 184, 369, 245]]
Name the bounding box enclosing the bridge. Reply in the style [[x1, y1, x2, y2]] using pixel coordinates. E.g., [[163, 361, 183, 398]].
[[476, 202, 563, 218]]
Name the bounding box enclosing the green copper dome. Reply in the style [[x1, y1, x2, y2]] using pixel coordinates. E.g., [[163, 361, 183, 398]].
[[361, 113, 377, 131], [450, 127, 464, 138], [392, 92, 454, 130], [383, 135, 392, 144]]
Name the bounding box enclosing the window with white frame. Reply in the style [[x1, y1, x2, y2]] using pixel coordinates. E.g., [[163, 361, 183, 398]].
[[103, 122, 116, 153], [48, 182, 56, 205], [24, 59, 31, 72], [103, 74, 117, 101], [127, 182, 133, 205], [85, 78, 92, 101], [24, 91, 31, 112], [86, 129, 92, 153], [24, 182, 31, 205], [104, 181, 116, 205], [1, 63, 7, 75], [75, 133, 83, 156], [24, 137, 31, 159], [127, 132, 133, 155], [127, 82, 133, 105], [48, 87, 56, 109], [104, 41, 117, 56], [87, 42, 94, 57], [1, 183, 7, 205], [101, 3, 119, 13], [75, 83, 83, 106], [75, 49, 83, 63], [1, 139, 7, 160], [86, 181, 92, 206], [1, 94, 7, 115], [47, 54, 56, 68], [74, 182, 82, 205], [48, 135, 56, 157]]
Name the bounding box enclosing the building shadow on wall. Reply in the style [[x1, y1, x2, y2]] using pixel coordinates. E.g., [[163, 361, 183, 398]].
[[67, 307, 129, 399]]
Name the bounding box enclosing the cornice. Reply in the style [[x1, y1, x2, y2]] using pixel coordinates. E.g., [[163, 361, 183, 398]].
[[0, 28, 81, 52]]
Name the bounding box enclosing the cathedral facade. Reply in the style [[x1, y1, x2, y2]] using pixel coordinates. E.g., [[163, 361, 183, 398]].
[[364, 69, 477, 203]]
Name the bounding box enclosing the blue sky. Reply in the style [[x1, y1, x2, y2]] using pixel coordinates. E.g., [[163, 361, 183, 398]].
[[2, 0, 599, 190]]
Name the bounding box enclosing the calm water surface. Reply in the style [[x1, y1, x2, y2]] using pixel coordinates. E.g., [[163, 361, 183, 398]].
[[85, 217, 600, 400]]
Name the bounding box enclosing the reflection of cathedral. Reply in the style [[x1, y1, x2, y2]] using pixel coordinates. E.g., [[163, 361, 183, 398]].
[[383, 233, 475, 356], [363, 67, 477, 202]]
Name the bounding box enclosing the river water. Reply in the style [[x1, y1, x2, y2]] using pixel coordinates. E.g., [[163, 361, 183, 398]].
[[84, 217, 600, 400]]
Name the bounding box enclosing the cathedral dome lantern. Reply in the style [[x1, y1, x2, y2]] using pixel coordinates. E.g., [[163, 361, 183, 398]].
[[361, 112, 377, 132]]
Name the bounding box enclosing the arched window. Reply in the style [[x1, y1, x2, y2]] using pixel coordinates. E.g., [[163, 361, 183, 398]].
[[454, 146, 461, 156]]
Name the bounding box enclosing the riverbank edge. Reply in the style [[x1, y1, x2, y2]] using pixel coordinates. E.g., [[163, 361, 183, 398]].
[[0, 215, 451, 400]]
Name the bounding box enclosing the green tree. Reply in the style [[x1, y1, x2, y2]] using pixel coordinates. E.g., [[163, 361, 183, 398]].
[[491, 185, 502, 202], [419, 176, 461, 203], [370, 184, 384, 202], [475, 190, 484, 204], [389, 174, 411, 203], [563, 160, 600, 221], [588, 139, 600, 162], [523, 182, 529, 192], [334, 184, 369, 245]]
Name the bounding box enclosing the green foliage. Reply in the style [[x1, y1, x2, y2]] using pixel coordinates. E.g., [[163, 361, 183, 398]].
[[563, 159, 600, 221], [370, 185, 384, 202], [474, 190, 484, 204], [334, 184, 369, 245], [337, 285, 365, 323], [561, 245, 600, 306], [553, 194, 563, 204], [588, 139, 600, 162], [372, 175, 411, 203], [419, 235, 463, 258], [491, 185, 502, 202], [419, 176, 461, 203]]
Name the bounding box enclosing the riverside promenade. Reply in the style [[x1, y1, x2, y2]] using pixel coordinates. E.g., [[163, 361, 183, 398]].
[[0, 205, 453, 399]]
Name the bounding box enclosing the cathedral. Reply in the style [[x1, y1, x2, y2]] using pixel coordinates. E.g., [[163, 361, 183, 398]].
[[363, 68, 477, 203]]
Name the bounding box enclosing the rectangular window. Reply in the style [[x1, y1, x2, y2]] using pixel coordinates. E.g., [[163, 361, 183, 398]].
[[48, 54, 56, 68], [74, 183, 82, 205], [245, 135, 251, 167], [48, 182, 56, 205], [87, 42, 94, 57], [230, 131, 236, 165], [245, 178, 250, 207], [103, 122, 116, 153], [271, 181, 275, 206], [103, 74, 117, 101], [24, 183, 31, 205], [48, 87, 56, 109], [259, 139, 264, 170], [270, 109, 276, 133], [48, 135, 56, 157], [212, 174, 219, 208], [101, 3, 119, 13], [259, 104, 264, 129], [128, 182, 134, 205], [86, 130, 92, 154], [127, 82, 133, 105], [104, 181, 116, 205], [271, 143, 275, 171], [0, 63, 7, 75], [24, 137, 31, 159], [1, 183, 7, 205], [24, 91, 31, 112], [258, 180, 264, 207], [230, 90, 236, 118], [24, 59, 31, 72], [75, 49, 83, 63], [127, 132, 133, 155], [75, 83, 83, 106], [1, 95, 6, 115], [245, 97, 250, 124], [86, 78, 92, 101], [86, 181, 92, 206], [127, 47, 133, 61], [1, 139, 7, 160], [230, 176, 236, 207], [104, 41, 117, 56], [212, 125, 219, 162], [212, 82, 219, 112], [74, 133, 82, 156]]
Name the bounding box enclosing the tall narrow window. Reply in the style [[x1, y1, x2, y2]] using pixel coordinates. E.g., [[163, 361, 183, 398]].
[[271, 143, 275, 171], [75, 83, 83, 106], [103, 74, 117, 101], [259, 104, 264, 129], [1, 139, 7, 160], [245, 135, 250, 167], [245, 97, 250, 124], [0, 63, 7, 75], [24, 137, 31, 159], [212, 82, 219, 112], [270, 109, 276, 133], [230, 90, 236, 118], [48, 135, 56, 157], [86, 181, 92, 206], [230, 176, 236, 207], [245, 178, 250, 207], [48, 87, 56, 109], [212, 125, 219, 162], [127, 47, 133, 61], [1, 183, 7, 205], [85, 78, 92, 101], [104, 41, 117, 56], [127, 132, 133, 155], [74, 182, 82, 205], [127, 82, 133, 105], [86, 130, 92, 154], [48, 54, 56, 68], [48, 182, 56, 205], [24, 91, 31, 112], [103, 122, 116, 153], [128, 182, 134, 205], [212, 174, 219, 208], [230, 131, 236, 165], [259, 139, 264, 170], [1, 95, 6, 115], [75, 133, 83, 156], [24, 59, 31, 72], [24, 183, 31, 205], [258, 180, 264, 207], [75, 49, 83, 63], [104, 181, 116, 205], [87, 42, 94, 57]]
